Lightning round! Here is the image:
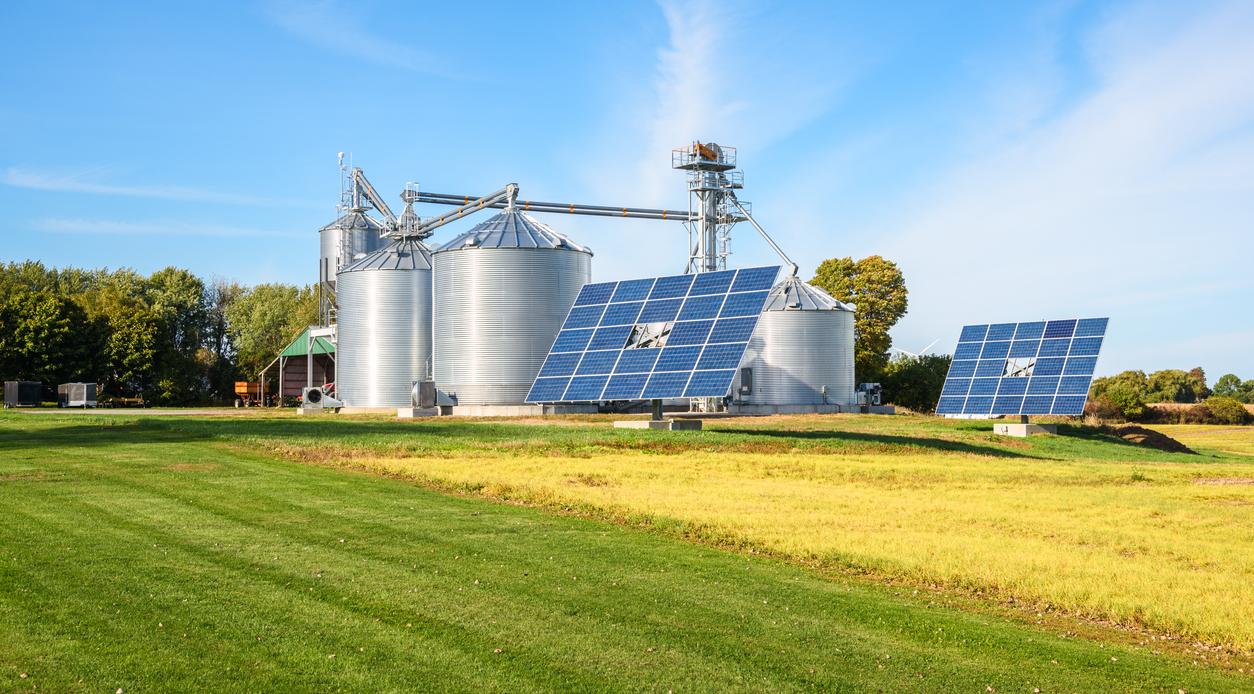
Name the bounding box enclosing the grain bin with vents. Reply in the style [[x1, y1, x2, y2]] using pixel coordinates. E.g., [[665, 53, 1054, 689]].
[[432, 210, 591, 407], [335, 237, 433, 408], [318, 211, 387, 290], [733, 276, 856, 411]]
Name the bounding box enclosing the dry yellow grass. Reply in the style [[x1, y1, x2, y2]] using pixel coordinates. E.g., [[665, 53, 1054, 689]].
[[343, 441, 1254, 653]]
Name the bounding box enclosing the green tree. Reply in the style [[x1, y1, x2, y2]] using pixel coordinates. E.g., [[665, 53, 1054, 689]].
[[810, 256, 908, 383], [1187, 367, 1210, 402], [881, 353, 951, 413], [1146, 369, 1195, 403], [1212, 374, 1253, 403], [205, 278, 245, 400], [1090, 370, 1149, 420], [225, 283, 320, 377], [0, 290, 99, 387], [1200, 396, 1250, 425], [144, 267, 210, 403]]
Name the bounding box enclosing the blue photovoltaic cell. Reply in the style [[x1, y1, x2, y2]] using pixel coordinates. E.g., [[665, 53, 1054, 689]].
[[1009, 340, 1040, 358], [539, 352, 581, 377], [730, 266, 779, 292], [987, 323, 1016, 341], [576, 350, 620, 376], [1052, 396, 1087, 415], [1075, 318, 1108, 337], [954, 343, 983, 360], [1014, 322, 1046, 340], [959, 325, 988, 342], [709, 317, 757, 343], [588, 325, 632, 351], [689, 270, 736, 296], [530, 266, 781, 402], [1038, 339, 1070, 357], [668, 320, 714, 346], [565, 375, 609, 401], [998, 378, 1028, 395], [976, 360, 1005, 378], [678, 295, 725, 321], [1058, 376, 1092, 395], [614, 349, 660, 374], [1023, 396, 1054, 414], [720, 291, 769, 318], [993, 396, 1024, 414], [1070, 337, 1103, 356], [638, 299, 682, 323], [575, 283, 616, 306], [1044, 319, 1077, 339], [937, 317, 1109, 417], [602, 374, 647, 400], [1028, 377, 1060, 394], [1033, 358, 1065, 376], [552, 329, 593, 353], [600, 302, 644, 326], [981, 341, 1011, 359], [564, 305, 606, 329], [686, 370, 739, 397], [948, 360, 977, 378], [656, 346, 701, 372], [642, 371, 691, 399], [697, 343, 748, 370], [526, 377, 570, 402], [649, 274, 694, 299], [937, 397, 965, 414], [612, 278, 655, 302]]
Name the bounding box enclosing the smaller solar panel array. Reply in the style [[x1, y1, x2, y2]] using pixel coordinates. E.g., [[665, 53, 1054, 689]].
[[936, 318, 1109, 417], [526, 266, 780, 403]]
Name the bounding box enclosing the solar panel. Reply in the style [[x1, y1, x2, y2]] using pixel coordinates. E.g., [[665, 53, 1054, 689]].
[[526, 266, 781, 403], [936, 317, 1109, 417]]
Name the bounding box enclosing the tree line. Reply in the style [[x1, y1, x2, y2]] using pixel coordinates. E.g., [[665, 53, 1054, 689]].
[[0, 261, 319, 404], [1089, 368, 1252, 424]]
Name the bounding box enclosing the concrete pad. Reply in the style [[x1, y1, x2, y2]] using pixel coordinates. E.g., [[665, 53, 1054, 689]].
[[994, 422, 1057, 437], [613, 419, 703, 431], [396, 407, 439, 419], [443, 404, 598, 417]]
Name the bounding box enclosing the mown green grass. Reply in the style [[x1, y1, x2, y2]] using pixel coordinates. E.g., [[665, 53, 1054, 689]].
[[1, 412, 1249, 691]]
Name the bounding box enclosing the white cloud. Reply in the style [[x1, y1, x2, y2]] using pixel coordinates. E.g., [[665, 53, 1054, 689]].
[[872, 1, 1254, 376], [3, 167, 313, 207], [36, 218, 302, 239], [264, 0, 456, 78]]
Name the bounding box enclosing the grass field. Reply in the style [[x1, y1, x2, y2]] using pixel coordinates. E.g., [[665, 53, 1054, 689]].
[[1, 412, 1252, 691]]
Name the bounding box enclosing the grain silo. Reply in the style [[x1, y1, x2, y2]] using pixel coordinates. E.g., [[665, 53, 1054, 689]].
[[733, 276, 856, 411], [318, 211, 386, 291], [432, 209, 591, 408], [335, 237, 434, 408]]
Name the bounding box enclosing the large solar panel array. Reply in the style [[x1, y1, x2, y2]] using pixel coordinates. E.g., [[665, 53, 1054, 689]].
[[526, 266, 781, 403], [936, 317, 1109, 417]]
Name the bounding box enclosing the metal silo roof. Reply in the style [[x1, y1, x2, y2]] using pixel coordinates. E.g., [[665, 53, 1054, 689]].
[[339, 237, 433, 273], [434, 210, 592, 254], [319, 211, 387, 235], [763, 276, 854, 312]]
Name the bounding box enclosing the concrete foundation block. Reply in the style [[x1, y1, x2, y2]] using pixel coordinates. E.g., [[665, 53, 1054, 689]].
[[994, 422, 1057, 437], [396, 407, 439, 419]]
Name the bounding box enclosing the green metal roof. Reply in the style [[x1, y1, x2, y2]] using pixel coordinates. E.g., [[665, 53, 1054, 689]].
[[279, 327, 335, 358]]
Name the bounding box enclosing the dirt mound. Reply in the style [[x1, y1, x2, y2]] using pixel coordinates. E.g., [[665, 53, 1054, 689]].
[[1109, 425, 1196, 454]]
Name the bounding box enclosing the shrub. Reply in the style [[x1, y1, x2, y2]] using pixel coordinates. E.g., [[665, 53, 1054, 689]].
[[1199, 396, 1250, 425], [1084, 395, 1123, 422]]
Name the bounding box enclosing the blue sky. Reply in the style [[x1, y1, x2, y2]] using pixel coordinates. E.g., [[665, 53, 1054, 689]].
[[2, 1, 1252, 378]]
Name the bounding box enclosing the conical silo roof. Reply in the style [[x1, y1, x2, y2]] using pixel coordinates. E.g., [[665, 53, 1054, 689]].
[[434, 210, 592, 254], [763, 276, 854, 312], [339, 237, 433, 273], [319, 211, 387, 235]]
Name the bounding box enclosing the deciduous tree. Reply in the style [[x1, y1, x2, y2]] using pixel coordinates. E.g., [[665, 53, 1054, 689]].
[[810, 256, 908, 383]]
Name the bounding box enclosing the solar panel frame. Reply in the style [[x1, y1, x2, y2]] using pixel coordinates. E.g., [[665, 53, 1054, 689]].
[[937, 317, 1109, 417], [527, 266, 781, 403]]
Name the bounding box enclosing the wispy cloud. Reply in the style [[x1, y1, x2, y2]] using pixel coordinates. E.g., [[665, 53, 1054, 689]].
[[36, 218, 302, 239], [264, 0, 456, 78], [872, 0, 1254, 374], [4, 167, 315, 207]]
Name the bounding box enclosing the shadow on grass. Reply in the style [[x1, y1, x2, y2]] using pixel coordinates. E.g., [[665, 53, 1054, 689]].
[[0, 421, 210, 452], [711, 427, 1036, 458]]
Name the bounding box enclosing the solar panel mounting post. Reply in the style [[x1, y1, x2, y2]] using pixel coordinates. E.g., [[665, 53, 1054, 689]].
[[651, 398, 663, 422]]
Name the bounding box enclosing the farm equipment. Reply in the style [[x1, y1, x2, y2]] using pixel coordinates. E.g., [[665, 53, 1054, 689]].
[[234, 381, 263, 407]]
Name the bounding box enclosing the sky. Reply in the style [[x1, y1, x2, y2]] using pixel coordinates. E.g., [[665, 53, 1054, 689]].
[[2, 0, 1252, 379]]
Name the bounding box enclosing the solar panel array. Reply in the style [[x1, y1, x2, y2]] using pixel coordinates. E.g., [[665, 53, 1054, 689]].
[[936, 317, 1109, 417], [526, 266, 781, 403]]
